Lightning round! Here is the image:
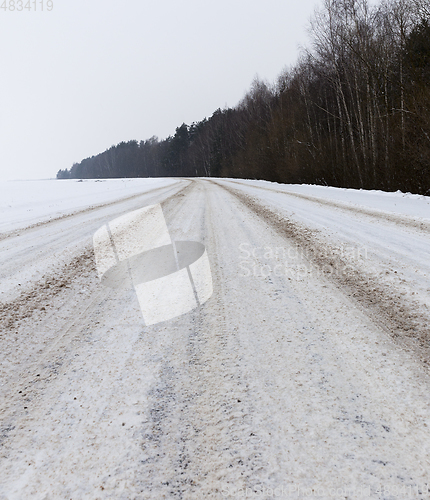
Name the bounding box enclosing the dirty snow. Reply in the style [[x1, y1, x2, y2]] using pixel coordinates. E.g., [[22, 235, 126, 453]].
[[1, 178, 430, 499]]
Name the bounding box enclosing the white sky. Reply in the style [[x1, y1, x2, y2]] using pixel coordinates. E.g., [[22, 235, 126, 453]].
[[0, 0, 321, 181]]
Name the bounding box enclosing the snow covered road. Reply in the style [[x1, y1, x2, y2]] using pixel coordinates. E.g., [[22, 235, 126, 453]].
[[1, 178, 430, 499]]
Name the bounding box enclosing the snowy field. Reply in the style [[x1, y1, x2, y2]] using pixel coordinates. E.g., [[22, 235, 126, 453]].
[[227, 178, 430, 220], [1, 177, 430, 499], [0, 178, 178, 233]]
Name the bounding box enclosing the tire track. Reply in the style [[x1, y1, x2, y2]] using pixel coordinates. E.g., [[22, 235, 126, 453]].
[[0, 181, 192, 337], [135, 180, 272, 498], [0, 182, 194, 450], [0, 247, 96, 336], [0, 180, 185, 242], [214, 181, 430, 368], [224, 179, 430, 233]]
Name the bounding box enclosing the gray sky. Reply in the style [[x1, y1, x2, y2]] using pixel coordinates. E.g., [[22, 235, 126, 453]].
[[0, 0, 320, 181]]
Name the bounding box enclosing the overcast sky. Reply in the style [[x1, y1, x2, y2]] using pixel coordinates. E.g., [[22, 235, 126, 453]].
[[0, 0, 321, 181]]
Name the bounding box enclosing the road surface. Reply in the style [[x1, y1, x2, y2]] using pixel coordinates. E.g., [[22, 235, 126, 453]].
[[1, 179, 430, 499]]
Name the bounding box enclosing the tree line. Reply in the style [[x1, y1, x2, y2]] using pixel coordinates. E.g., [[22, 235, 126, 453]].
[[57, 0, 430, 195]]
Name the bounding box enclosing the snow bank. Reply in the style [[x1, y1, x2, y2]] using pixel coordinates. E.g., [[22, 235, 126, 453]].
[[0, 178, 177, 233], [228, 179, 430, 221]]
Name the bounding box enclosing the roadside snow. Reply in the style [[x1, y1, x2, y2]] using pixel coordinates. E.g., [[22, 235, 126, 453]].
[[0, 178, 177, 233], [228, 178, 430, 221]]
